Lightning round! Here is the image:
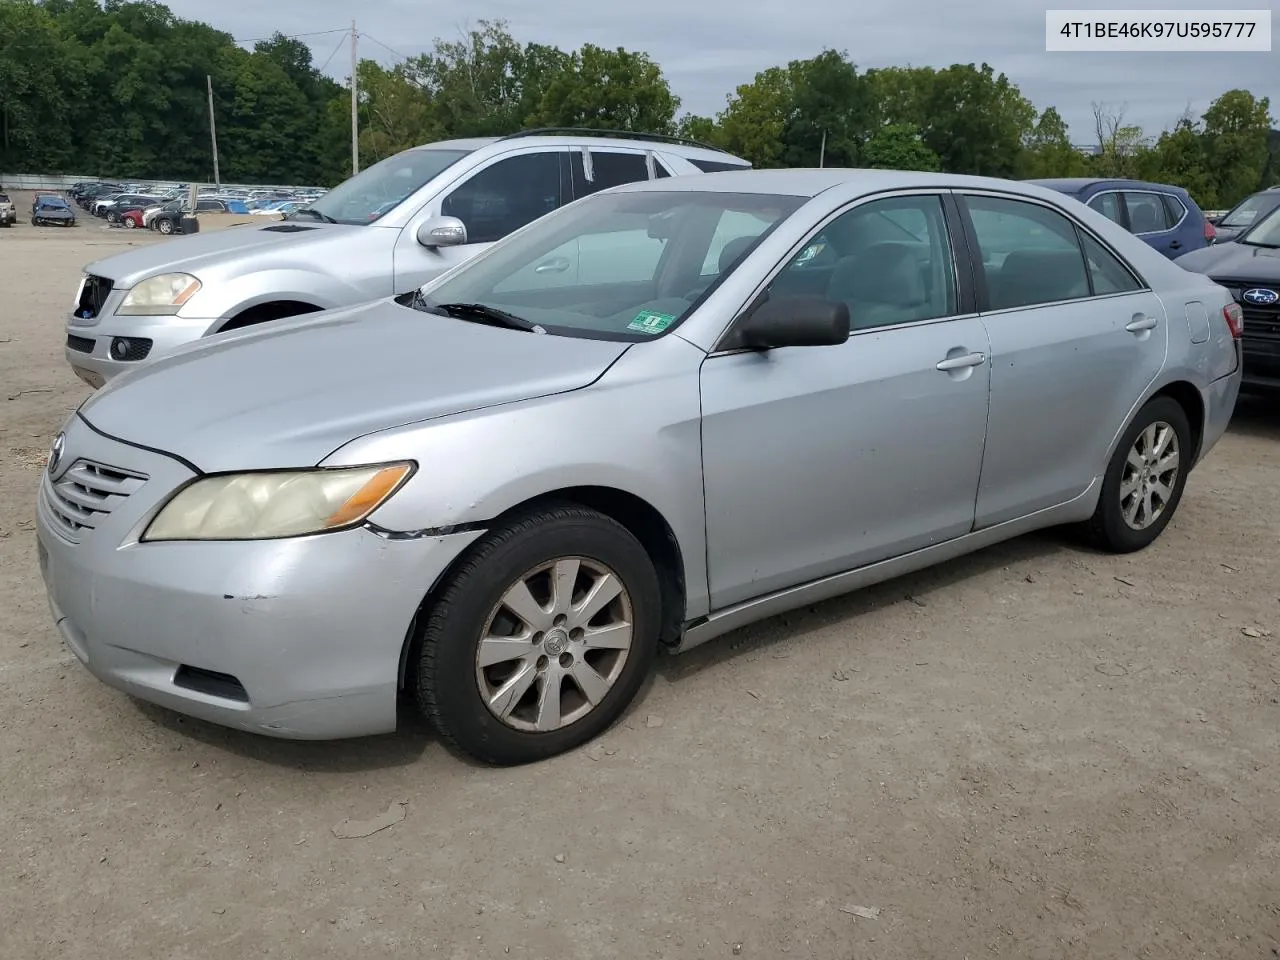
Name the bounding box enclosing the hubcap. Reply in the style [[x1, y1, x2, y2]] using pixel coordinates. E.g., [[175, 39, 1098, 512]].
[[475, 556, 634, 733], [1120, 420, 1180, 531]]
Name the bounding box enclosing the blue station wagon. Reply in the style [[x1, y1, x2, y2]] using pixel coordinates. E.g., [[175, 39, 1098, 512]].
[[1029, 178, 1214, 260]]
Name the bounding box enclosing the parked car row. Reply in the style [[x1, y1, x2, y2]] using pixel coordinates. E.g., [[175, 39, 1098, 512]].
[[0, 190, 16, 227], [35, 128, 1247, 766]]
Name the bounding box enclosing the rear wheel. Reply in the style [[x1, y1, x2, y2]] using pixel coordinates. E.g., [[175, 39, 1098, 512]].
[[417, 504, 661, 765], [123, 217, 137, 229], [1082, 396, 1192, 553], [158, 218, 174, 235]]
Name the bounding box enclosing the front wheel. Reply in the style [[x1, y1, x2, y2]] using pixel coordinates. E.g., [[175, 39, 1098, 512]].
[[417, 504, 662, 765], [157, 219, 174, 235], [1082, 396, 1192, 553], [122, 217, 137, 229]]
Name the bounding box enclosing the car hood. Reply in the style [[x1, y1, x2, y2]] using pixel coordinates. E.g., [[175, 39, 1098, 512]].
[[77, 298, 631, 473], [1177, 241, 1280, 280], [83, 221, 373, 287]]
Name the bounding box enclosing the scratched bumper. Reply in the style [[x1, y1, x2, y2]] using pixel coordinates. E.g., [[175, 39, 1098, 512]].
[[34, 413, 481, 739]]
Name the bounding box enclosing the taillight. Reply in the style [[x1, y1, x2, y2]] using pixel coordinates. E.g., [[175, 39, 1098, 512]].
[[1204, 220, 1216, 242], [1223, 302, 1243, 338]]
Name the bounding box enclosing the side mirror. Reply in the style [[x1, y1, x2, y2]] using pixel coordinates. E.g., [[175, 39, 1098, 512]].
[[1208, 215, 1222, 226], [416, 216, 467, 249], [733, 295, 850, 350]]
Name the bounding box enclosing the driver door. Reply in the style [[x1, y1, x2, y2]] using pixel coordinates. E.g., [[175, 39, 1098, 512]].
[[392, 149, 569, 294], [699, 192, 991, 609]]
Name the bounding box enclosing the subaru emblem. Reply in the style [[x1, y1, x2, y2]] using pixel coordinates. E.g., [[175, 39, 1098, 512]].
[[47, 432, 65, 476], [1242, 288, 1279, 306]]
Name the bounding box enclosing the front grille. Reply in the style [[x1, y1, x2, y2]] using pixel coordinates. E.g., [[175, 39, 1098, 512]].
[[66, 334, 95, 353], [42, 459, 147, 543], [1241, 305, 1280, 339], [75, 274, 113, 320]]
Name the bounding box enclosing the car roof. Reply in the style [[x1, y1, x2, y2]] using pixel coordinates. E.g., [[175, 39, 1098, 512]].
[[608, 167, 1095, 199], [412, 132, 743, 164], [1028, 177, 1192, 196]]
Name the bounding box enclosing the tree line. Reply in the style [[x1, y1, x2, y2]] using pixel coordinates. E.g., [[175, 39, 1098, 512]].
[[2, 1, 1276, 208]]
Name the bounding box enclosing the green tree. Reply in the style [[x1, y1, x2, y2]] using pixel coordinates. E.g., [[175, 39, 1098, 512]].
[[674, 114, 722, 146], [1136, 113, 1217, 207], [1017, 107, 1088, 178], [531, 43, 679, 132], [862, 124, 939, 171], [715, 66, 796, 168], [921, 63, 1035, 176], [1201, 89, 1273, 205], [780, 49, 870, 167], [0, 0, 86, 170]]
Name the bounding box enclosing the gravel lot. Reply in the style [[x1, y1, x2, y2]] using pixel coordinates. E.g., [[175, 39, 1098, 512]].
[[2, 221, 1279, 960]]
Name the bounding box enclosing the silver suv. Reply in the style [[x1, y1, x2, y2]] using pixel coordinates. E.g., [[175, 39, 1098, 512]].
[[63, 129, 750, 387]]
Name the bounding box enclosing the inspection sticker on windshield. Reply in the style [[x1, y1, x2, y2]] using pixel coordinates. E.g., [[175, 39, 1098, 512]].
[[627, 310, 676, 334]]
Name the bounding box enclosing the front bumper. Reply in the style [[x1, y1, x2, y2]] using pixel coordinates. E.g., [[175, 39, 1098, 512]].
[[35, 414, 482, 739], [65, 315, 221, 387]]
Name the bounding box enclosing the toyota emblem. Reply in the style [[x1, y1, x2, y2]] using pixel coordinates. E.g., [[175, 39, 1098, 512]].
[[47, 432, 65, 475], [1242, 287, 1278, 306]]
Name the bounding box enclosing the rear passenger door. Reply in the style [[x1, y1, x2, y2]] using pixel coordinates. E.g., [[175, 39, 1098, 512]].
[[959, 192, 1167, 527]]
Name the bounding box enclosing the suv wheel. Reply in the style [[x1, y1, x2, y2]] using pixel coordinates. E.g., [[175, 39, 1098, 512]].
[[416, 504, 661, 765], [158, 219, 174, 235]]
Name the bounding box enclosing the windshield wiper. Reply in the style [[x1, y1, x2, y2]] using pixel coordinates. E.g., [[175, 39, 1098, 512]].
[[1239, 238, 1280, 248], [433, 302, 546, 334], [288, 208, 337, 224]]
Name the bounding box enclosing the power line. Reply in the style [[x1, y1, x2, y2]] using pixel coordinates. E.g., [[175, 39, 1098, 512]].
[[315, 31, 351, 74], [234, 27, 349, 45], [360, 32, 414, 63]]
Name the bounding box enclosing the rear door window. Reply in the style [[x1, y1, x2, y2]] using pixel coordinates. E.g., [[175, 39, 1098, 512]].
[[571, 150, 657, 199], [1087, 192, 1123, 225], [1122, 191, 1176, 234]]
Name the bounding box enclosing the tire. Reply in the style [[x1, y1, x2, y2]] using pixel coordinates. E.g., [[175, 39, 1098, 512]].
[[417, 504, 662, 765], [158, 219, 174, 235], [1082, 396, 1192, 553], [123, 217, 136, 229]]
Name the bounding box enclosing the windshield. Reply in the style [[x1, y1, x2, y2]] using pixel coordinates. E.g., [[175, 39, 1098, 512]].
[[1223, 192, 1280, 229], [307, 147, 472, 225], [415, 189, 806, 341], [1240, 206, 1280, 247]]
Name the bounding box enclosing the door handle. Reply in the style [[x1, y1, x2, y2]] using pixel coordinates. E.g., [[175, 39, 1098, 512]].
[[1169, 240, 1182, 249], [534, 256, 571, 274], [936, 351, 986, 371], [1125, 316, 1158, 332]]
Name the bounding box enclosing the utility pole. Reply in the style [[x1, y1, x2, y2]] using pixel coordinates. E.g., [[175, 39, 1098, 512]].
[[350, 20, 359, 176], [206, 75, 221, 193], [818, 129, 826, 168]]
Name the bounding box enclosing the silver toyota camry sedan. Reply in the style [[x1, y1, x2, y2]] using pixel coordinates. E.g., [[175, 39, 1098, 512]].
[[36, 169, 1242, 765]]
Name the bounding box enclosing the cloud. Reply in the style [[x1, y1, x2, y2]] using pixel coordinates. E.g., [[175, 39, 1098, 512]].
[[166, 0, 1277, 143]]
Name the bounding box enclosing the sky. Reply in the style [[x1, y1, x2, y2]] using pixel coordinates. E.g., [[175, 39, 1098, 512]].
[[164, 0, 1277, 144]]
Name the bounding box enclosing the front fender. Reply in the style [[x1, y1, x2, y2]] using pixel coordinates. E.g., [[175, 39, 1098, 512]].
[[321, 336, 713, 617], [179, 268, 355, 324]]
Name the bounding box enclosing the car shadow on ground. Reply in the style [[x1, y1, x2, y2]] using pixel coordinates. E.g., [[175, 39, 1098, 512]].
[[1227, 391, 1280, 441], [656, 531, 1072, 683], [127, 696, 434, 772]]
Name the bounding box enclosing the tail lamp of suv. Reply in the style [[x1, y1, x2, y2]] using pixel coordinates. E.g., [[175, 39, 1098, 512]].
[[1204, 219, 1217, 243]]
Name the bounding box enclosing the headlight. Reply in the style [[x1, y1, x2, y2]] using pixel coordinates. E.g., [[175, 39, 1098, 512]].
[[118, 273, 202, 315], [141, 463, 414, 541]]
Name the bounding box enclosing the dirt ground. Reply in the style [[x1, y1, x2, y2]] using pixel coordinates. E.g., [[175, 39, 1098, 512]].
[[2, 218, 1279, 960]]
